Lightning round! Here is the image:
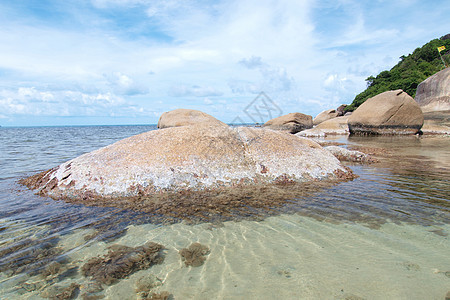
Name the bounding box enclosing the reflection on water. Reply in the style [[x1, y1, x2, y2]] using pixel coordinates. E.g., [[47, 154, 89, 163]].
[[0, 126, 449, 299]]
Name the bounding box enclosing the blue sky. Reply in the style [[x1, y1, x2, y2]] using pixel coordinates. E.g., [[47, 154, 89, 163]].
[[0, 0, 449, 126]]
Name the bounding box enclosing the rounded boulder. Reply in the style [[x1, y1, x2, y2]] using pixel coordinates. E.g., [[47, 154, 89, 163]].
[[348, 90, 424, 135]]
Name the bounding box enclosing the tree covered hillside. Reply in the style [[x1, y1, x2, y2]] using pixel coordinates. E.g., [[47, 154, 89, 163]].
[[346, 34, 450, 111]]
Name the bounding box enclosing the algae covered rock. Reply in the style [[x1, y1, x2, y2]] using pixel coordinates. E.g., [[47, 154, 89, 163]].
[[348, 90, 424, 135], [21, 120, 351, 200]]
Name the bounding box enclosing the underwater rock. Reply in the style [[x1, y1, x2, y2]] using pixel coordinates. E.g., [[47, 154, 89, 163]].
[[40, 283, 80, 300], [324, 146, 377, 164], [147, 291, 171, 300], [80, 282, 104, 300], [135, 274, 163, 293], [81, 241, 165, 285], [41, 261, 63, 278], [179, 242, 210, 267], [0, 237, 63, 276], [135, 274, 164, 299]]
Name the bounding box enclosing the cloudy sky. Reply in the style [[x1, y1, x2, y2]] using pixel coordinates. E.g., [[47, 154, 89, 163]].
[[0, 0, 449, 126]]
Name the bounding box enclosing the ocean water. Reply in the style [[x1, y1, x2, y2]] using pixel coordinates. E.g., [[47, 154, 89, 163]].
[[0, 126, 449, 299]]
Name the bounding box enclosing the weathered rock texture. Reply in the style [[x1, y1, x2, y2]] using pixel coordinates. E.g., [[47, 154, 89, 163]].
[[313, 109, 339, 125], [348, 90, 424, 135], [157, 108, 226, 129], [415, 68, 450, 112], [298, 116, 349, 137], [263, 112, 313, 134], [421, 110, 450, 135], [21, 123, 351, 200]]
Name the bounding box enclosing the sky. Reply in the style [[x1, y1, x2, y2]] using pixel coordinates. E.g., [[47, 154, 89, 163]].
[[0, 0, 449, 126]]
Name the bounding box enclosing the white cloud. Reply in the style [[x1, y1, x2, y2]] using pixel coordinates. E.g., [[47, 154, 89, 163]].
[[168, 85, 224, 97], [0, 0, 449, 125]]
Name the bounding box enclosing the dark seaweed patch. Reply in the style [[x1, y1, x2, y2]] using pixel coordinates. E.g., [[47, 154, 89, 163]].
[[81, 241, 165, 285], [179, 243, 210, 267]]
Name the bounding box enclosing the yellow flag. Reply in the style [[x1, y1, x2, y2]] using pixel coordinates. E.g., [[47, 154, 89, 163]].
[[438, 46, 446, 52]]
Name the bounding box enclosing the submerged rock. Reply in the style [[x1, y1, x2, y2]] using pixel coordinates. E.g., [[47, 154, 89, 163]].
[[348, 90, 424, 135], [81, 242, 164, 285], [324, 146, 376, 164], [157, 108, 226, 129], [263, 112, 313, 133], [40, 283, 80, 300], [179, 242, 210, 267], [21, 121, 351, 200]]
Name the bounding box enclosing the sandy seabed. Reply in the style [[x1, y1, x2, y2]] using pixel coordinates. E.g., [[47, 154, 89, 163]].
[[2, 214, 448, 300]]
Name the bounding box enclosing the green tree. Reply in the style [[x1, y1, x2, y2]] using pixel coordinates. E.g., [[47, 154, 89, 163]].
[[346, 35, 450, 111]]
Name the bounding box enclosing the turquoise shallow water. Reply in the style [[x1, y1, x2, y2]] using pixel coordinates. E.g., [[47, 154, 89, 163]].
[[0, 126, 449, 299]]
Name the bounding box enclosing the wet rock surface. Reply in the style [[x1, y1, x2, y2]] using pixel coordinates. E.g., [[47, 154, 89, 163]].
[[81, 241, 165, 285], [325, 146, 377, 164], [179, 242, 210, 267]]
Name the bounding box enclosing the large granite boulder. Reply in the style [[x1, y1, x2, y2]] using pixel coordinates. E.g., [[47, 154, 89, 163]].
[[263, 112, 313, 134], [415, 68, 450, 112], [421, 110, 450, 135], [157, 108, 226, 129], [348, 90, 424, 135], [299, 116, 349, 137], [313, 109, 338, 125], [21, 123, 352, 200]]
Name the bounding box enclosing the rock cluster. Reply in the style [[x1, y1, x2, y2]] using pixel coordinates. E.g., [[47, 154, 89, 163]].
[[21, 110, 351, 200]]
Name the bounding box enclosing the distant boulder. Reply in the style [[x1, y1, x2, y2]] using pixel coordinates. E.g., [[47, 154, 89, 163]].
[[313, 109, 338, 125], [157, 109, 226, 129], [299, 116, 349, 137], [348, 90, 424, 135], [263, 112, 313, 134], [336, 104, 347, 116], [415, 67, 450, 112]]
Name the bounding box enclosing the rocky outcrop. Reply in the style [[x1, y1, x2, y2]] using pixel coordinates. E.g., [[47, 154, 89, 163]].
[[157, 108, 226, 129], [263, 112, 313, 134], [21, 122, 352, 200], [336, 104, 347, 116], [298, 116, 349, 137], [313, 109, 338, 125], [415, 68, 450, 112], [348, 90, 424, 135]]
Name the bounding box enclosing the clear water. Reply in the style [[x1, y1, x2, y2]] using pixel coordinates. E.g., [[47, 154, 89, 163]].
[[0, 126, 449, 299]]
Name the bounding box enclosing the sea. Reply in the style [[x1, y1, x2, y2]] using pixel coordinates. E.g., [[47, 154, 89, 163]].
[[0, 125, 449, 300]]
